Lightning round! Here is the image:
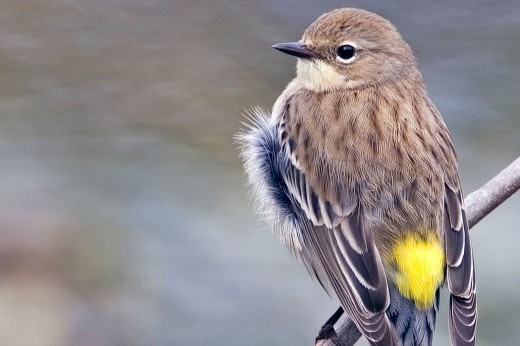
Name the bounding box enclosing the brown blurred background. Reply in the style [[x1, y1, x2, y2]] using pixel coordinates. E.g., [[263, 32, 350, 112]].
[[0, 0, 518, 345]]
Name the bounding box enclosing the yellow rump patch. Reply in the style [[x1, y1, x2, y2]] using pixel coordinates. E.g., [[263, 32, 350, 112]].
[[390, 232, 445, 309]]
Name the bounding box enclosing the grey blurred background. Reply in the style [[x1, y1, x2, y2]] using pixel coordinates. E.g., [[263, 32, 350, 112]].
[[0, 0, 518, 345]]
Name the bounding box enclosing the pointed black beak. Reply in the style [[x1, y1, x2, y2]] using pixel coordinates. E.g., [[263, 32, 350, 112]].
[[272, 42, 318, 59]]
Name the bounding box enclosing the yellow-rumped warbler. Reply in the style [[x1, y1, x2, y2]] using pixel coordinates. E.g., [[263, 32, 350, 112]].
[[237, 8, 476, 346]]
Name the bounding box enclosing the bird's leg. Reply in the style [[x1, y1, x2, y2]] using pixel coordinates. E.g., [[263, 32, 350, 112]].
[[315, 306, 344, 344]]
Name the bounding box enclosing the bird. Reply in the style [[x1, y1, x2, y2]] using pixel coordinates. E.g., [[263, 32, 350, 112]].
[[237, 7, 476, 346]]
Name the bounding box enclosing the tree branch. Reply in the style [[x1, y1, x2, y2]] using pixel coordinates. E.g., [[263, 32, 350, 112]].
[[465, 156, 520, 228], [316, 156, 520, 346]]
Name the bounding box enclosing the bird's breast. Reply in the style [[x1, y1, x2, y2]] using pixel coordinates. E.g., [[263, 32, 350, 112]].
[[276, 84, 448, 236]]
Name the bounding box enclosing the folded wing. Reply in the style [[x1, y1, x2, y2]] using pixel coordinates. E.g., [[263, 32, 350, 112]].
[[444, 185, 477, 346], [280, 128, 396, 345]]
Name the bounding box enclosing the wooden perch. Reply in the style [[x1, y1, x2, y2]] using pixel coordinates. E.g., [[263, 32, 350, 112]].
[[316, 156, 520, 346]]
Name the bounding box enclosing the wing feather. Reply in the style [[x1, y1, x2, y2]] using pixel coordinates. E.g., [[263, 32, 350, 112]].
[[280, 133, 396, 345], [331, 228, 388, 307], [444, 184, 477, 346]]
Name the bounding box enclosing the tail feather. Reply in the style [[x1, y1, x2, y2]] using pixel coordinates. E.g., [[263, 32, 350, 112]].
[[386, 283, 439, 346]]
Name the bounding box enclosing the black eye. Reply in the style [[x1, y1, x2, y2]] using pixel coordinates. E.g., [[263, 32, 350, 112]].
[[336, 45, 356, 61]]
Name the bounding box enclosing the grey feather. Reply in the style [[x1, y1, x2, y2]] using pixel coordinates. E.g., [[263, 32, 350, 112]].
[[299, 217, 397, 346], [444, 185, 477, 346], [279, 130, 396, 345], [387, 283, 438, 346]]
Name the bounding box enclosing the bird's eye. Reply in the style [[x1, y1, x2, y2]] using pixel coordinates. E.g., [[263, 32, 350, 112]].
[[336, 45, 356, 62]]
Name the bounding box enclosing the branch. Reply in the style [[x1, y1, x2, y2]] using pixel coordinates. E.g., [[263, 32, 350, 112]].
[[465, 156, 520, 228], [316, 156, 520, 346]]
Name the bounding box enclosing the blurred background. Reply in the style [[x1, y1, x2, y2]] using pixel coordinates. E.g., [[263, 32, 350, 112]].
[[0, 0, 518, 345]]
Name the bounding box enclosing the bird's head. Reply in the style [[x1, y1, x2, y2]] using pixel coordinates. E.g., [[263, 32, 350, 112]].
[[273, 8, 417, 92]]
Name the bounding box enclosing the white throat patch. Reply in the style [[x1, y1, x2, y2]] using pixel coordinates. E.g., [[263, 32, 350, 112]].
[[295, 59, 347, 92]]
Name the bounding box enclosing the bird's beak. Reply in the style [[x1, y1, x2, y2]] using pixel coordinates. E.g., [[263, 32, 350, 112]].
[[272, 42, 318, 59]]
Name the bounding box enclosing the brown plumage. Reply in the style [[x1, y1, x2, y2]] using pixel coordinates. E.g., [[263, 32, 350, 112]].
[[238, 8, 476, 346]]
